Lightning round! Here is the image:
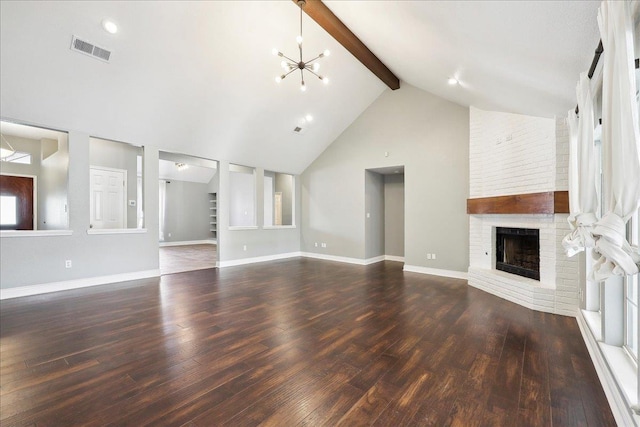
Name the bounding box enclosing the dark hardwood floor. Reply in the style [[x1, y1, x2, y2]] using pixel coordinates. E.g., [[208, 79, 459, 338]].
[[0, 259, 615, 426]]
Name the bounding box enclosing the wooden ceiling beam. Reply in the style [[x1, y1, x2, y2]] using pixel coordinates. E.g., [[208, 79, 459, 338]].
[[295, 0, 400, 90]]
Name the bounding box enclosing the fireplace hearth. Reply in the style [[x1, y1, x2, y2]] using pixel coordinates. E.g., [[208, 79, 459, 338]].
[[495, 227, 540, 280]]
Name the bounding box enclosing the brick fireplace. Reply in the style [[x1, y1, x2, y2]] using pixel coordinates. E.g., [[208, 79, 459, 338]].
[[467, 107, 580, 316]]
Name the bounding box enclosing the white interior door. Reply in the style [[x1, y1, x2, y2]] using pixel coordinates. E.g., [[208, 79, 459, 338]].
[[90, 167, 126, 229]]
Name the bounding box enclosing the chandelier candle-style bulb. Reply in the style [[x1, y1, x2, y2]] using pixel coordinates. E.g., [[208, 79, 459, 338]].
[[273, 0, 329, 91]]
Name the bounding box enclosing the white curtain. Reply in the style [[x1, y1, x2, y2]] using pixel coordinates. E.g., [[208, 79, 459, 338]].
[[158, 180, 167, 241], [563, 72, 598, 257], [591, 0, 640, 280]]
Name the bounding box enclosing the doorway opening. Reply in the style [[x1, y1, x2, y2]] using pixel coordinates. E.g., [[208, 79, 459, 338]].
[[0, 174, 35, 230], [158, 151, 219, 275], [364, 166, 405, 263]]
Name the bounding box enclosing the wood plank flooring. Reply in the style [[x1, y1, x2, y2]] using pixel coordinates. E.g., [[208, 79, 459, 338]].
[[159, 244, 217, 275], [0, 259, 615, 426]]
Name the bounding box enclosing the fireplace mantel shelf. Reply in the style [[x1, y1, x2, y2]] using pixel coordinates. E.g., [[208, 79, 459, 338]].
[[467, 191, 569, 215]]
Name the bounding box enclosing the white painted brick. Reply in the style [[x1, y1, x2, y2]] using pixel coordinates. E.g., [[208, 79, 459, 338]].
[[468, 110, 577, 316]]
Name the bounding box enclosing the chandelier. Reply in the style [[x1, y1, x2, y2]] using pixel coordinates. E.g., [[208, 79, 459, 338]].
[[272, 0, 330, 91]]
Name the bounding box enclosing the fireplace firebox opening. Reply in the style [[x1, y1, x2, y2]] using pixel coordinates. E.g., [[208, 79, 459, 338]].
[[495, 227, 540, 280]]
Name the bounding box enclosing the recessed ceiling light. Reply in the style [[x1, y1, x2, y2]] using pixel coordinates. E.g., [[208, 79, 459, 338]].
[[102, 19, 118, 34], [305, 115, 313, 122], [447, 77, 459, 86]]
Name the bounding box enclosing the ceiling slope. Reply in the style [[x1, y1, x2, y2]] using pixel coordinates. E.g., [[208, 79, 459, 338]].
[[1, 1, 604, 174], [326, 0, 602, 118]]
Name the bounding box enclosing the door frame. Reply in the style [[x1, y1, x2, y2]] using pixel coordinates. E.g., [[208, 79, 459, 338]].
[[89, 165, 127, 229], [0, 172, 37, 230]]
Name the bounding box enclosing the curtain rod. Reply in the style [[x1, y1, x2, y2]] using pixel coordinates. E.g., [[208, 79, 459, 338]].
[[575, 41, 640, 114]]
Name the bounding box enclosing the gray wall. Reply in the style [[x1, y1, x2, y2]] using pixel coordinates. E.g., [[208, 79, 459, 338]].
[[162, 179, 211, 242], [0, 131, 159, 289], [229, 165, 255, 227], [218, 161, 301, 263], [384, 173, 404, 257], [208, 170, 219, 194], [89, 138, 141, 228], [301, 84, 469, 272], [364, 170, 385, 259]]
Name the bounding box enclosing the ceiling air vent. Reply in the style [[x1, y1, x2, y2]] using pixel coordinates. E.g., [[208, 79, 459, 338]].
[[292, 126, 307, 135], [70, 35, 111, 63]]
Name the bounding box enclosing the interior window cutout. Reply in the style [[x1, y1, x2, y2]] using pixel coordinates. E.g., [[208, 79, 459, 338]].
[[264, 171, 294, 226], [89, 137, 144, 230], [0, 121, 69, 231]]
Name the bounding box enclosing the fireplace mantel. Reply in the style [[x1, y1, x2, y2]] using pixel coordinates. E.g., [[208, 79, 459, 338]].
[[466, 191, 569, 215]]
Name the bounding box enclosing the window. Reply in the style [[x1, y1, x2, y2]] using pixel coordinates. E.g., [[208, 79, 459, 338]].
[[89, 137, 144, 230], [2, 151, 32, 164], [0, 121, 69, 230], [264, 171, 294, 227], [624, 208, 639, 360], [0, 195, 17, 225], [229, 164, 256, 227], [623, 74, 640, 360]]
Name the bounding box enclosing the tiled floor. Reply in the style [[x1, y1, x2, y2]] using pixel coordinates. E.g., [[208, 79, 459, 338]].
[[159, 244, 217, 275]]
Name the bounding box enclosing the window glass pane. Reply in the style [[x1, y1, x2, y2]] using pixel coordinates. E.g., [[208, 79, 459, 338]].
[[1, 121, 69, 230], [89, 137, 143, 229], [624, 208, 639, 360], [264, 171, 294, 226], [627, 301, 638, 358], [2, 151, 32, 164], [229, 164, 255, 227], [0, 195, 17, 225]]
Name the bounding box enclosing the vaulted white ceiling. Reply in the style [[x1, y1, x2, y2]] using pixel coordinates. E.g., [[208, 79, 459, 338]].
[[0, 1, 601, 174]]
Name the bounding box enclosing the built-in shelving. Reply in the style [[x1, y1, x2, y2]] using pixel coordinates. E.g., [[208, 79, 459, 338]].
[[208, 193, 217, 240]]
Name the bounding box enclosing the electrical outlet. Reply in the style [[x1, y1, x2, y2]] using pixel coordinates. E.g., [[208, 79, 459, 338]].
[[432, 253, 437, 260], [65, 260, 72, 268], [427, 254, 432, 260], [314, 242, 318, 247], [243, 245, 247, 251], [321, 243, 327, 248]]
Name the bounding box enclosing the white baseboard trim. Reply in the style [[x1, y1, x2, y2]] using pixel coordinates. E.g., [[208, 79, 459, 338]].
[[300, 252, 367, 265], [218, 252, 302, 268], [364, 255, 386, 265], [403, 265, 468, 280], [0, 269, 161, 300], [576, 310, 636, 427], [300, 253, 405, 266], [159, 239, 216, 247]]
